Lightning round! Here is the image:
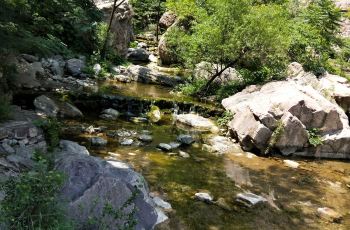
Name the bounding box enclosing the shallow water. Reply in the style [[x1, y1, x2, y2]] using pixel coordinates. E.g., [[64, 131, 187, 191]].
[[63, 113, 350, 230]]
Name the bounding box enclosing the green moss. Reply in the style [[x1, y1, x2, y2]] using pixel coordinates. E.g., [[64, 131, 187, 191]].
[[265, 120, 284, 154], [307, 128, 323, 147]]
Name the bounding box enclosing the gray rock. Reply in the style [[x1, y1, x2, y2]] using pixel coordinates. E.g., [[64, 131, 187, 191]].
[[138, 134, 153, 143], [205, 136, 242, 155], [66, 58, 85, 77], [120, 138, 134, 146], [34, 95, 59, 117], [60, 140, 89, 155], [127, 65, 183, 87], [20, 54, 39, 63], [157, 143, 172, 152], [55, 140, 159, 229], [90, 137, 108, 146], [100, 108, 120, 120], [126, 48, 150, 62], [169, 142, 181, 149], [177, 134, 195, 145], [175, 114, 219, 133], [1, 142, 15, 154], [113, 74, 132, 83], [59, 102, 83, 118]]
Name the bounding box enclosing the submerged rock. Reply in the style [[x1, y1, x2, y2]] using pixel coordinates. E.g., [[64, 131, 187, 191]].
[[177, 134, 195, 145], [120, 138, 134, 146], [138, 134, 153, 143], [90, 137, 108, 146], [236, 192, 267, 207], [317, 207, 342, 223]]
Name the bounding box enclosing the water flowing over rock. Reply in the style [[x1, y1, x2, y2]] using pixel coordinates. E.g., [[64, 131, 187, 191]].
[[95, 0, 133, 57], [222, 63, 350, 159], [55, 140, 162, 229]]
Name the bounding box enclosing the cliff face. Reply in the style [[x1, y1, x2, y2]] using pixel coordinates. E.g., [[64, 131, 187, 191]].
[[94, 0, 134, 57]]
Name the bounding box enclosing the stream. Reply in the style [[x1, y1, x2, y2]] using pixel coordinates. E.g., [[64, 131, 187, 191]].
[[60, 79, 350, 230]]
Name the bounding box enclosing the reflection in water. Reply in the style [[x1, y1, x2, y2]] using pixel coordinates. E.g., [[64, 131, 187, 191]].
[[224, 160, 253, 187]]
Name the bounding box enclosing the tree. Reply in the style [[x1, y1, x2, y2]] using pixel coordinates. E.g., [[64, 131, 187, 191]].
[[166, 0, 292, 92]]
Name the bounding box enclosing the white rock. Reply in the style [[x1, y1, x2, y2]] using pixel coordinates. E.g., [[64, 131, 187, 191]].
[[317, 207, 342, 222], [195, 192, 213, 203], [179, 151, 190, 158], [176, 114, 219, 133], [236, 192, 267, 207], [283, 160, 300, 169], [153, 197, 172, 210]]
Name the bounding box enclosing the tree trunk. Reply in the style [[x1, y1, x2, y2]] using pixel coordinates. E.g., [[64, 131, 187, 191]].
[[199, 49, 249, 94], [100, 0, 126, 60], [156, 0, 161, 41]]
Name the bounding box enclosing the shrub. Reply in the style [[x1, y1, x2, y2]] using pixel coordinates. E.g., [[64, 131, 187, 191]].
[[307, 128, 323, 147], [34, 118, 61, 151], [0, 151, 72, 230], [265, 120, 284, 154], [217, 111, 234, 128]]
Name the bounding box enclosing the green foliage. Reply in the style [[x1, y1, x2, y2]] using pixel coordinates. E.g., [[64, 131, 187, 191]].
[[166, 0, 292, 77], [176, 79, 207, 96], [0, 95, 11, 122], [83, 188, 140, 230], [289, 0, 342, 74], [307, 128, 323, 147], [0, 0, 102, 56], [130, 0, 166, 32], [265, 120, 285, 154], [217, 111, 234, 128], [0, 151, 71, 230], [34, 118, 61, 151]]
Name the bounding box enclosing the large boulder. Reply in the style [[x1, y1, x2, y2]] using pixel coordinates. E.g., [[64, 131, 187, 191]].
[[159, 11, 177, 29], [55, 140, 163, 229], [66, 58, 85, 77], [194, 61, 242, 85], [158, 33, 177, 66], [127, 65, 183, 87], [34, 95, 83, 118], [222, 64, 350, 159], [126, 48, 150, 62], [95, 0, 133, 57], [13, 58, 45, 89]]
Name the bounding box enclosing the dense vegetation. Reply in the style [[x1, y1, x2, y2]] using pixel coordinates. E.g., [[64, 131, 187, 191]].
[[166, 0, 347, 97]]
